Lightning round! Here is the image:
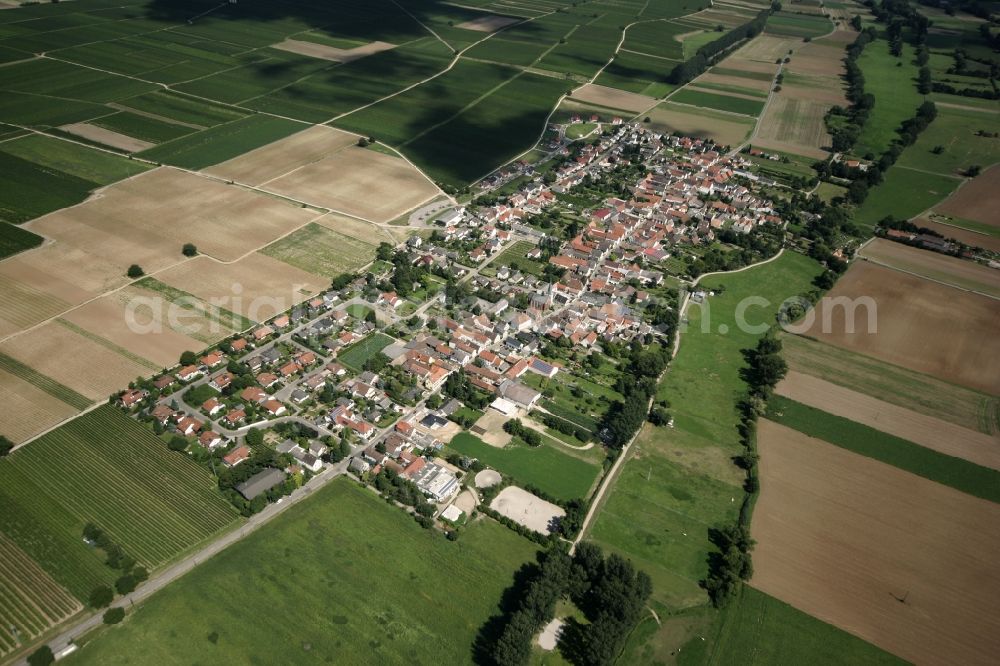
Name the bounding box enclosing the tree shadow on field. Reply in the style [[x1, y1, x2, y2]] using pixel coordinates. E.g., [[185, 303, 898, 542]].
[[471, 560, 540, 665]]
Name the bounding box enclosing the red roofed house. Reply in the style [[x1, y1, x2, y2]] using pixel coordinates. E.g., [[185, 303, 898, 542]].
[[223, 445, 250, 467]]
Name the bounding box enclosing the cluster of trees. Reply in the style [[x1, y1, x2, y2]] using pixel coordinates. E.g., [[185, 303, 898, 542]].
[[703, 523, 755, 607], [443, 371, 491, 410], [603, 340, 671, 448], [503, 419, 542, 447], [330, 272, 360, 291], [218, 448, 296, 516], [688, 223, 785, 278], [536, 411, 591, 442], [372, 467, 435, 527], [482, 543, 652, 666], [0, 434, 12, 456], [83, 524, 149, 608], [666, 9, 770, 85], [825, 27, 877, 153]]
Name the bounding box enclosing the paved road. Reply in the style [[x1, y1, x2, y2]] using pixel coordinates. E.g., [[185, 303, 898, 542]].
[[13, 460, 352, 665]]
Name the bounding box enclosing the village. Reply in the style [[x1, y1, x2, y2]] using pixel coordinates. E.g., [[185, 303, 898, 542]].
[[116, 120, 789, 538]]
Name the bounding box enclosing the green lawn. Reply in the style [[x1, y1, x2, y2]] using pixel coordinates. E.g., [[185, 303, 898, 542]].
[[588, 251, 823, 653], [853, 165, 959, 228], [854, 42, 925, 157], [675, 586, 904, 665], [448, 432, 600, 501], [0, 406, 238, 601], [338, 332, 395, 371], [69, 479, 537, 665], [138, 115, 306, 169], [767, 396, 1000, 503], [895, 106, 1000, 177]]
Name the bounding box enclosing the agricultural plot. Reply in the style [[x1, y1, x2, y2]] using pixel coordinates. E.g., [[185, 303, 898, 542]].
[[0, 533, 82, 661], [69, 478, 536, 665], [853, 165, 959, 228], [58, 123, 154, 153], [155, 254, 329, 322], [782, 333, 998, 436], [645, 102, 756, 147], [0, 134, 150, 185], [595, 49, 677, 97], [0, 368, 79, 445], [337, 333, 395, 371], [261, 223, 376, 278], [618, 20, 690, 60], [448, 432, 600, 501], [0, 352, 90, 411], [0, 406, 238, 600], [0, 222, 42, 261], [588, 253, 821, 619], [89, 111, 195, 145], [854, 43, 924, 157], [803, 261, 1000, 394], [859, 237, 1000, 297], [114, 91, 247, 128], [895, 106, 1000, 178], [570, 83, 657, 113], [753, 420, 1000, 666], [764, 11, 832, 38], [0, 271, 74, 339], [934, 164, 1000, 230], [670, 88, 765, 116]]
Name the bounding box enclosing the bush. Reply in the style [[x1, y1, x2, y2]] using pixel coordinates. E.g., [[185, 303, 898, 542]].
[[103, 607, 126, 624], [182, 243, 198, 257], [115, 574, 137, 595], [27, 646, 54, 666], [126, 264, 144, 278], [89, 585, 114, 608]]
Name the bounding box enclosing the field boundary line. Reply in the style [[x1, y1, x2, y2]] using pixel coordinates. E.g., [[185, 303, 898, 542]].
[[857, 255, 1000, 302]]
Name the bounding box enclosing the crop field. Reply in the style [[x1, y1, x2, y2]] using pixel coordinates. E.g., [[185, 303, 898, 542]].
[[782, 333, 998, 435], [137, 115, 307, 169], [804, 261, 1000, 395], [853, 165, 959, 228], [618, 20, 690, 60], [261, 222, 376, 278], [0, 533, 82, 660], [0, 406, 238, 600], [69, 478, 537, 665], [859, 237, 1000, 297], [753, 420, 1000, 666], [0, 351, 90, 411], [588, 252, 821, 629], [596, 49, 677, 97], [570, 83, 657, 113], [896, 106, 1000, 178], [0, 222, 42, 261], [89, 111, 197, 145], [315, 212, 408, 246], [0, 368, 79, 445], [338, 332, 395, 371], [59, 123, 154, 153], [764, 11, 832, 38], [0, 270, 74, 339], [854, 42, 924, 157], [448, 431, 600, 501], [934, 164, 1000, 230], [115, 280, 250, 347], [645, 102, 756, 148], [775, 371, 1000, 471], [205, 125, 355, 185], [670, 88, 765, 116]]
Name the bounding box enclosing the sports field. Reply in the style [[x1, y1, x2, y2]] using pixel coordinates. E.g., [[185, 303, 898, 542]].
[[0, 406, 238, 602], [68, 478, 537, 665], [753, 420, 1000, 666], [448, 431, 600, 502]]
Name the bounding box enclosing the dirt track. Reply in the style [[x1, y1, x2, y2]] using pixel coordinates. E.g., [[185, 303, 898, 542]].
[[776, 371, 1000, 470], [753, 420, 1000, 666]]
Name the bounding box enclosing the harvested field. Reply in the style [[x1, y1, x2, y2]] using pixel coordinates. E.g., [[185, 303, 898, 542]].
[[859, 238, 1000, 297], [753, 420, 1000, 666], [0, 321, 150, 402], [0, 241, 125, 303], [261, 222, 376, 278], [489, 486, 564, 535], [0, 369, 78, 444], [60, 293, 207, 370], [156, 254, 328, 322], [58, 122, 153, 152], [0, 272, 73, 338], [804, 261, 1000, 394], [27, 167, 318, 264], [646, 102, 755, 148], [207, 126, 438, 222], [754, 96, 832, 158], [776, 371, 1000, 470], [571, 83, 657, 112], [457, 14, 521, 31], [935, 164, 1000, 227], [731, 35, 799, 63], [314, 212, 402, 246], [271, 39, 395, 63]]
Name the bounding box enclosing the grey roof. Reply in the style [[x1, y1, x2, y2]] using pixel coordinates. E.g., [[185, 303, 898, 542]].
[[235, 468, 285, 500]]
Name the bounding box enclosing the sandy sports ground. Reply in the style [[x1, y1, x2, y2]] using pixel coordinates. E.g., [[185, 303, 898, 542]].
[[0, 369, 79, 444], [27, 167, 319, 263], [155, 253, 329, 322], [457, 14, 520, 31], [206, 125, 440, 222], [59, 122, 154, 152], [272, 39, 395, 63], [0, 320, 152, 402], [571, 84, 657, 113], [804, 261, 1000, 394], [752, 420, 1000, 666], [859, 237, 1000, 297], [474, 469, 502, 488], [776, 371, 1000, 470], [935, 164, 1000, 227], [646, 103, 754, 148], [490, 486, 565, 535]]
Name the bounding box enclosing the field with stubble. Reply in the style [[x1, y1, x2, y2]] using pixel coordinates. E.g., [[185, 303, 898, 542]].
[[752, 420, 1000, 666]]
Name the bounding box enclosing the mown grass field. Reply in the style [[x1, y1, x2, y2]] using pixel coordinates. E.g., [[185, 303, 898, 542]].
[[587, 251, 823, 654], [338, 332, 395, 371], [767, 395, 1000, 503], [0, 406, 238, 601], [854, 42, 924, 157], [68, 478, 537, 665], [895, 106, 1000, 177], [448, 431, 600, 501]]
